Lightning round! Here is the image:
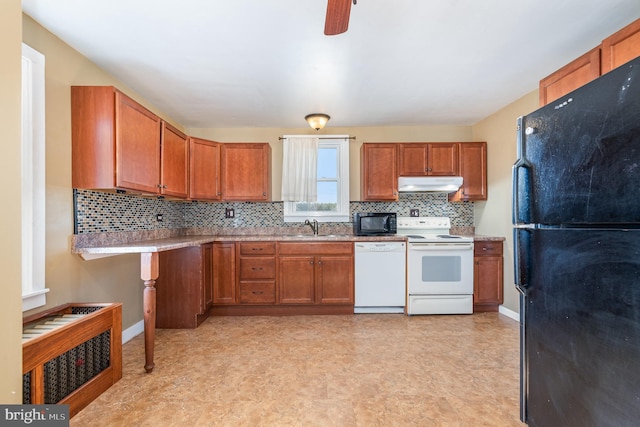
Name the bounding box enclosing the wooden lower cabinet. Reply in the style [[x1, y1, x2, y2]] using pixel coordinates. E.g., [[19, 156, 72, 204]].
[[211, 240, 354, 316], [473, 240, 504, 313], [278, 242, 354, 306], [156, 244, 213, 328]]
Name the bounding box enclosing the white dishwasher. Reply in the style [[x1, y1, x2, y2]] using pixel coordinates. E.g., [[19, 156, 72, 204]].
[[354, 241, 406, 313]]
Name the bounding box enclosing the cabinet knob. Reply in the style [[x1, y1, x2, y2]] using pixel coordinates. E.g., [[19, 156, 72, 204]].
[[309, 261, 314, 265]]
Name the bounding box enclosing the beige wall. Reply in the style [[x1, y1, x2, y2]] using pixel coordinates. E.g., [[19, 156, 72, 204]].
[[0, 0, 24, 404], [472, 91, 540, 313], [21, 15, 185, 330], [190, 126, 474, 201]]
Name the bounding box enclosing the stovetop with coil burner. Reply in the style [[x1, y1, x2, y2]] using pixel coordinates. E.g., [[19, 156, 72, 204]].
[[396, 217, 473, 243]]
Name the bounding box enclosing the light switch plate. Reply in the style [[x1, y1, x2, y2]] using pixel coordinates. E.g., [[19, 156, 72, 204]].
[[225, 208, 235, 218], [410, 209, 419, 217]]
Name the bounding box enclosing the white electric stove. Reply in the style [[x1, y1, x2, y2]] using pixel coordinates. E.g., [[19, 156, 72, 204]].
[[397, 217, 474, 315]]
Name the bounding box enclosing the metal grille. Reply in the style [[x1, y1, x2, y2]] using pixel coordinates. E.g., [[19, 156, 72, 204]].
[[23, 372, 31, 404], [71, 306, 103, 315], [43, 330, 111, 404]]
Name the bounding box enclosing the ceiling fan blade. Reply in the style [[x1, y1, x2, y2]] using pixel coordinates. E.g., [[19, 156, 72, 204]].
[[324, 0, 351, 35]]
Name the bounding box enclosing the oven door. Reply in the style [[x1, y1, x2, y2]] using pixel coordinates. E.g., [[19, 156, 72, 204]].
[[407, 242, 474, 294]]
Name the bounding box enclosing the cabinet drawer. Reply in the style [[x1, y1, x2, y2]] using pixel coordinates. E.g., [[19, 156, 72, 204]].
[[239, 257, 275, 279], [239, 242, 276, 256], [474, 241, 503, 256], [240, 281, 276, 304]]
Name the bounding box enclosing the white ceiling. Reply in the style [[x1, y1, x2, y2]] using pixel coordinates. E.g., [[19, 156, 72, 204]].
[[21, 0, 640, 129]]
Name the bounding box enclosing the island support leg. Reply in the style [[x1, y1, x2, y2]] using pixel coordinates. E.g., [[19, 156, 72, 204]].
[[141, 252, 159, 373]]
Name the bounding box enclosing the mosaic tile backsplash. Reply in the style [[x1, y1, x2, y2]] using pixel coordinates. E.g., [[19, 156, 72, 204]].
[[73, 190, 474, 234]]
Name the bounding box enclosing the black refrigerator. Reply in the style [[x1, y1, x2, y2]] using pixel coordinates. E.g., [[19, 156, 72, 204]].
[[513, 56, 640, 427]]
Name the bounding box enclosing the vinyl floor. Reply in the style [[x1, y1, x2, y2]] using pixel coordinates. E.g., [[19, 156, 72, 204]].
[[71, 312, 524, 427]]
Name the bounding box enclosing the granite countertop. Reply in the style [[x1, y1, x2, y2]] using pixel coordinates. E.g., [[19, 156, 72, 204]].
[[71, 228, 505, 257], [71, 231, 406, 256]]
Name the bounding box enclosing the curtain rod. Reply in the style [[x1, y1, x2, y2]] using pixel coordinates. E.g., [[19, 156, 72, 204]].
[[279, 136, 356, 140]]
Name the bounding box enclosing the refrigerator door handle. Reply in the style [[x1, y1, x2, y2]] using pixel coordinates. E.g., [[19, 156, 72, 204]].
[[513, 228, 530, 295], [512, 116, 533, 225]]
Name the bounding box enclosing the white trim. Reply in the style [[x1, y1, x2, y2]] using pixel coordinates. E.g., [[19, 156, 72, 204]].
[[498, 305, 519, 322], [21, 43, 46, 312], [22, 289, 50, 312], [122, 320, 144, 344]]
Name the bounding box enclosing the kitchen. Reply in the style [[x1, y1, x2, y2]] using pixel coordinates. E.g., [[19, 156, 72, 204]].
[[3, 1, 640, 425]]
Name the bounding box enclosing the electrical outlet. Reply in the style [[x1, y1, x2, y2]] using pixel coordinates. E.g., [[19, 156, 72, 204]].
[[410, 209, 419, 217], [225, 208, 235, 218], [156, 213, 163, 222]]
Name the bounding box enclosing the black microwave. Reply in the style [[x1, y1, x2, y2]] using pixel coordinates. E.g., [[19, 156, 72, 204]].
[[353, 212, 397, 236]]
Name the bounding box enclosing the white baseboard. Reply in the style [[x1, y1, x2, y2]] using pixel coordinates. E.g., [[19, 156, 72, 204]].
[[498, 305, 519, 322], [122, 320, 144, 344]]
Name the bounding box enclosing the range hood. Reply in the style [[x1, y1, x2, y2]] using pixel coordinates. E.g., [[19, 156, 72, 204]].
[[398, 176, 463, 193]]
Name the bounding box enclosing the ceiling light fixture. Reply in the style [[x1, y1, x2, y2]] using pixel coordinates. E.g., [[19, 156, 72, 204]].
[[305, 113, 330, 131]]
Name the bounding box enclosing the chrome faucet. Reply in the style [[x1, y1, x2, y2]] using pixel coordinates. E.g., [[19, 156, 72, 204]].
[[304, 219, 319, 235]]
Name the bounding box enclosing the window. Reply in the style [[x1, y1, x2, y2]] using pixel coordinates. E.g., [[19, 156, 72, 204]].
[[21, 43, 48, 311], [284, 136, 350, 222]]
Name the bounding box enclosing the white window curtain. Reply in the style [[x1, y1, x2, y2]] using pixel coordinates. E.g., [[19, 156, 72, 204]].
[[281, 136, 319, 202]]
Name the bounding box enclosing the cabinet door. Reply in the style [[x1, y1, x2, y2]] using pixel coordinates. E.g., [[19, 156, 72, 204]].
[[316, 255, 354, 304], [398, 144, 428, 176], [474, 257, 503, 308], [202, 243, 214, 311], [213, 242, 236, 304], [115, 91, 162, 193], [398, 143, 458, 176], [539, 47, 601, 106], [360, 143, 398, 201], [160, 122, 189, 198], [449, 142, 487, 202], [428, 143, 459, 176], [279, 256, 315, 304], [601, 18, 640, 74], [189, 137, 221, 201], [221, 143, 271, 201]]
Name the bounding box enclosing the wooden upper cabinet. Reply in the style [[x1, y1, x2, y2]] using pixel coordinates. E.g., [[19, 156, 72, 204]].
[[221, 143, 271, 201], [540, 19, 640, 106], [72, 86, 190, 196], [114, 91, 162, 193], [539, 47, 601, 106], [398, 143, 458, 176], [160, 122, 189, 198], [360, 143, 398, 201], [601, 18, 640, 74], [449, 142, 487, 202], [189, 137, 221, 201]]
